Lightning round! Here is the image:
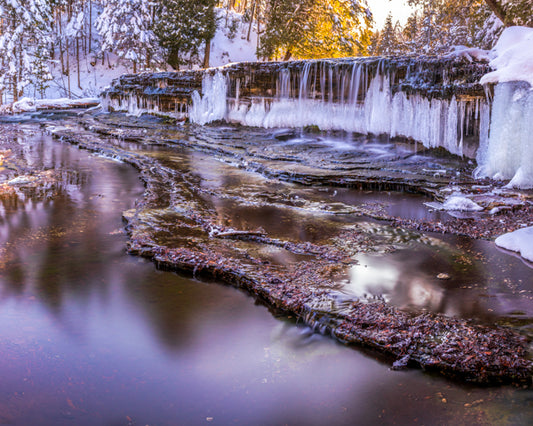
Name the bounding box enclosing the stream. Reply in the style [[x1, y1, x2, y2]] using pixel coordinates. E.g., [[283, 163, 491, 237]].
[[0, 112, 532, 424]]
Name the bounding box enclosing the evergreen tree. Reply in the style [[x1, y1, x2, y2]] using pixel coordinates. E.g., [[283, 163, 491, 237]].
[[153, 0, 217, 70], [96, 0, 163, 73], [259, 0, 372, 60], [401, 13, 419, 53], [0, 0, 53, 101], [377, 13, 399, 55]]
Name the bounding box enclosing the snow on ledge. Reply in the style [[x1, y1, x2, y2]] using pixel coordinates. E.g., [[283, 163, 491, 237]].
[[444, 46, 490, 63], [0, 97, 100, 114], [480, 26, 533, 87], [495, 226, 533, 264]]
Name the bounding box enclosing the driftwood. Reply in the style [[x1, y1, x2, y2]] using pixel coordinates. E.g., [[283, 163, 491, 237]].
[[212, 230, 267, 239]]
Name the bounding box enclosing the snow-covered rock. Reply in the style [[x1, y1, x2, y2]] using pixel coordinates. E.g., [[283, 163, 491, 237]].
[[495, 226, 533, 263], [12, 97, 37, 113], [480, 26, 533, 87], [425, 195, 484, 212]]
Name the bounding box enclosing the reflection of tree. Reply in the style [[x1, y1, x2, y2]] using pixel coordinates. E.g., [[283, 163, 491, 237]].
[[384, 242, 496, 319], [0, 132, 134, 317]]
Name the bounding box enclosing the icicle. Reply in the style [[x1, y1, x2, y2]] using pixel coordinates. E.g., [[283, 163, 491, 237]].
[[190, 71, 228, 125]]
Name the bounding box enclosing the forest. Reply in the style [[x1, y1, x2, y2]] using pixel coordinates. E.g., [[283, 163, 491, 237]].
[[0, 0, 532, 103]]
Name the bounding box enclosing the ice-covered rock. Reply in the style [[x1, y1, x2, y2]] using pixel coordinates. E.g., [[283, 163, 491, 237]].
[[495, 226, 533, 263]]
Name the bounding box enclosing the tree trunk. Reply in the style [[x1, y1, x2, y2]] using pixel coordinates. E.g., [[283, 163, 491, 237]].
[[77, 37, 82, 90], [59, 10, 65, 75], [203, 39, 211, 69], [283, 48, 292, 61], [247, 0, 256, 42], [133, 60, 137, 74], [66, 40, 71, 98], [484, 0, 507, 24], [12, 76, 18, 103], [89, 0, 92, 53]]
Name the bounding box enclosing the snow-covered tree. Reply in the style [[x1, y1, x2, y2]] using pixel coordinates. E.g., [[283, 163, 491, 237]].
[[398, 0, 497, 53], [377, 13, 401, 55], [0, 0, 53, 102], [96, 0, 163, 73], [153, 0, 217, 69], [259, 0, 372, 60]]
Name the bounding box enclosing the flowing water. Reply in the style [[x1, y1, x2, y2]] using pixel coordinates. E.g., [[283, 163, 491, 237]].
[[0, 116, 532, 425]]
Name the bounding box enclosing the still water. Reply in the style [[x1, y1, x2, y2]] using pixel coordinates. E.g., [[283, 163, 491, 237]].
[[0, 125, 532, 425]]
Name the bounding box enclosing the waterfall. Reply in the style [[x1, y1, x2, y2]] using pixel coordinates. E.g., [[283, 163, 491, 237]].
[[475, 82, 533, 189], [215, 62, 480, 157], [102, 57, 491, 163]]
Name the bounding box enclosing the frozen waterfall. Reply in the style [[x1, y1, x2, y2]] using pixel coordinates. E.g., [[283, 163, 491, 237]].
[[190, 63, 487, 158], [475, 82, 533, 189]]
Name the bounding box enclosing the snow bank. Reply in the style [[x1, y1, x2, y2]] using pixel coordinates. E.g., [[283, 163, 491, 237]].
[[480, 26, 533, 87], [495, 226, 533, 263], [209, 8, 258, 67], [11, 98, 37, 113], [0, 97, 100, 114]]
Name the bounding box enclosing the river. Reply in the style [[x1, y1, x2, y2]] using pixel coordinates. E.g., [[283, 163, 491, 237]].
[[0, 114, 532, 425]]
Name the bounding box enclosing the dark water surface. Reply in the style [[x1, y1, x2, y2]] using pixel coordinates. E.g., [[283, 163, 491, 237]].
[[0, 124, 532, 425]]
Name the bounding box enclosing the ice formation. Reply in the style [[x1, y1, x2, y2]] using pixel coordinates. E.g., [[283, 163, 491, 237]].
[[190, 63, 484, 157], [425, 195, 484, 212], [475, 27, 533, 189], [475, 82, 533, 188], [189, 72, 228, 125]]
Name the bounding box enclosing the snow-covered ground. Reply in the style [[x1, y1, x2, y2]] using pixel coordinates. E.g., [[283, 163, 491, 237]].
[[210, 9, 258, 66], [0, 97, 99, 114]]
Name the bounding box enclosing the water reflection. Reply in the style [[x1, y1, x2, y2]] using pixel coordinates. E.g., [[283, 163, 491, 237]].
[[343, 233, 533, 321], [0, 123, 532, 424]]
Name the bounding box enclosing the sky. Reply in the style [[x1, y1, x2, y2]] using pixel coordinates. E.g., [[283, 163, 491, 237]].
[[367, 0, 417, 29]]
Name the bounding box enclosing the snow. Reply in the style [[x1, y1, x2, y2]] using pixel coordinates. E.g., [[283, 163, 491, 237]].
[[480, 26, 533, 87], [474, 27, 533, 189], [424, 195, 484, 212], [209, 9, 258, 67], [0, 96, 99, 113], [445, 46, 490, 63], [10, 97, 36, 112], [495, 226, 533, 264], [1, 6, 256, 110]]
